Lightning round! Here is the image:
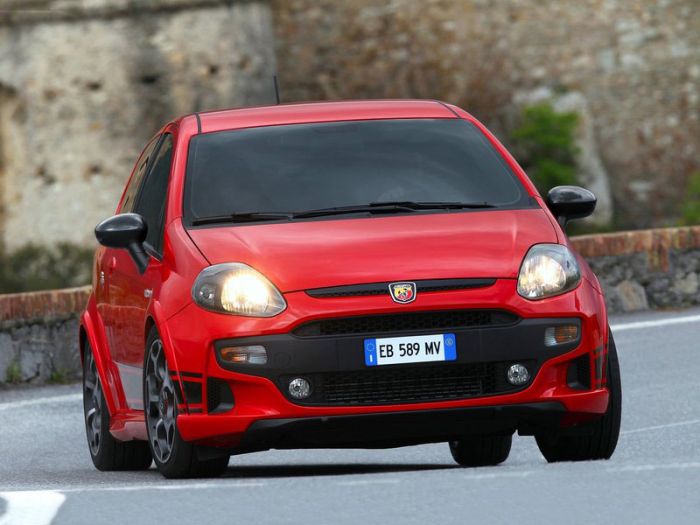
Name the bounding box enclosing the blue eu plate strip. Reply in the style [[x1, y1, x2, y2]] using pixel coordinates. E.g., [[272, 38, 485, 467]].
[[443, 333, 457, 361], [364, 339, 378, 366]]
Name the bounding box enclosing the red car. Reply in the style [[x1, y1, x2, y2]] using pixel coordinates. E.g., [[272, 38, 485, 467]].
[[81, 100, 621, 478]]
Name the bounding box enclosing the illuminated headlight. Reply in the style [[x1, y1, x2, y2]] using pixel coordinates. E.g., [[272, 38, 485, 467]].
[[192, 263, 286, 316], [517, 244, 581, 300]]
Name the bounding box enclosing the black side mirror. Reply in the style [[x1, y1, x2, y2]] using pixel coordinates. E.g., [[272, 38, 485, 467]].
[[95, 213, 149, 273], [546, 186, 597, 228]]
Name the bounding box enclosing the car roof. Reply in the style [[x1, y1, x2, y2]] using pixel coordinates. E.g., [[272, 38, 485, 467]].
[[192, 99, 461, 134]]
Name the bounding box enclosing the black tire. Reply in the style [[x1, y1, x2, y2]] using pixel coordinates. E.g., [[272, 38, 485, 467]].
[[144, 327, 229, 479], [449, 433, 513, 467], [83, 342, 152, 471], [535, 329, 622, 462]]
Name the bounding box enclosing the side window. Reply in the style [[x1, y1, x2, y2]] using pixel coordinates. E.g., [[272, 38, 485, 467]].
[[134, 134, 173, 255], [121, 136, 160, 213]]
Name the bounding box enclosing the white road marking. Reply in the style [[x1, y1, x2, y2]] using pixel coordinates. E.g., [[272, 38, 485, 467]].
[[0, 393, 81, 411], [610, 314, 700, 332], [58, 481, 266, 493], [0, 491, 66, 525], [621, 419, 700, 435], [607, 462, 700, 473]]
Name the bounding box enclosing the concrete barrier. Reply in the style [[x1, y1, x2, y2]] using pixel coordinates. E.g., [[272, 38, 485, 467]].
[[1, 226, 699, 385]]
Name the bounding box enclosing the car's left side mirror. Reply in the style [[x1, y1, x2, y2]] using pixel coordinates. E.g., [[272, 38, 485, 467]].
[[546, 186, 597, 229], [95, 213, 149, 273]]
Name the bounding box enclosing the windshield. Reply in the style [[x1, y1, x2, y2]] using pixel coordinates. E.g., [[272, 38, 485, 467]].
[[184, 118, 531, 224]]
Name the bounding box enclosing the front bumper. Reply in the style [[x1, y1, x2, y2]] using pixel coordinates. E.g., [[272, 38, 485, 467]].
[[213, 315, 581, 406], [165, 278, 609, 448]]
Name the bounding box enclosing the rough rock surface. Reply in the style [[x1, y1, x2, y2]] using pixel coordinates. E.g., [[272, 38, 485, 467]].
[[0, 0, 275, 250], [273, 0, 700, 229]]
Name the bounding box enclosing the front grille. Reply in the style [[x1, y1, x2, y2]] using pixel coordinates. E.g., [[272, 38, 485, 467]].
[[293, 309, 518, 337], [282, 362, 528, 406]]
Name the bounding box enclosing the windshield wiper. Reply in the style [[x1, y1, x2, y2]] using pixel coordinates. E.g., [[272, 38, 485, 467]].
[[192, 201, 496, 225], [368, 200, 495, 210], [191, 212, 294, 225], [293, 203, 419, 219], [294, 201, 495, 218]]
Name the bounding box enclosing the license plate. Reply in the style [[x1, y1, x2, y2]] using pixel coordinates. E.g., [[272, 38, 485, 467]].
[[364, 333, 456, 367]]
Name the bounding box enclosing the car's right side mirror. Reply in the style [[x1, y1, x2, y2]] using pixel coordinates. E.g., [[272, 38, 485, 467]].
[[546, 186, 597, 228], [95, 213, 150, 273]]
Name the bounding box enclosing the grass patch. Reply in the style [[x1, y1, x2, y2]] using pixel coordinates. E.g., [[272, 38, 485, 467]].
[[4, 360, 22, 384]]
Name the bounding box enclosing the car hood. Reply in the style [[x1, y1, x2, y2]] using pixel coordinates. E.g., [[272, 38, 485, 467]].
[[187, 209, 558, 292]]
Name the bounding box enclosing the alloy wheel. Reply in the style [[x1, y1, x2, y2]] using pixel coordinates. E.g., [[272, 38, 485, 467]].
[[145, 339, 177, 463], [83, 350, 103, 456]]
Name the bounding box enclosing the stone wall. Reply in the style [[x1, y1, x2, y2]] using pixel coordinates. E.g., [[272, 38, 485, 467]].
[[0, 0, 275, 251], [272, 0, 700, 228], [1, 226, 699, 385], [572, 226, 700, 312], [0, 286, 88, 385]]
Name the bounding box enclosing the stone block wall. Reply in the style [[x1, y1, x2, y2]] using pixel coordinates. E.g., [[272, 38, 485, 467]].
[[0, 0, 275, 251], [572, 226, 700, 311], [0, 286, 89, 385], [272, 0, 700, 228]]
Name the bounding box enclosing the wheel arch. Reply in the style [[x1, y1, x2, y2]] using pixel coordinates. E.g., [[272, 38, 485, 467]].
[[80, 296, 123, 416], [145, 301, 184, 383]]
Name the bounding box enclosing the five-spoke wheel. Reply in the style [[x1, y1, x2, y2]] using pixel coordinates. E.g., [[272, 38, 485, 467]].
[[82, 341, 152, 471], [145, 339, 177, 464], [143, 327, 229, 478]]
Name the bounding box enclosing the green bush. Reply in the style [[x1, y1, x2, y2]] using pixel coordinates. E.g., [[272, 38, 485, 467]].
[[680, 171, 700, 226], [510, 103, 580, 194], [4, 360, 22, 384], [0, 242, 93, 294]]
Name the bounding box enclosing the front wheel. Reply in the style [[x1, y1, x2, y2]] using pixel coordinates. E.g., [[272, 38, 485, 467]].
[[535, 329, 622, 462], [83, 342, 152, 471], [144, 327, 229, 478]]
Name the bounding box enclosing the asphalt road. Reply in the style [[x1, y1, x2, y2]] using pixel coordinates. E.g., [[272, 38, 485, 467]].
[[1, 308, 699, 525]]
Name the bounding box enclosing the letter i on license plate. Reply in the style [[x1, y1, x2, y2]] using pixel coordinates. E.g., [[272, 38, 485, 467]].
[[364, 333, 457, 367]]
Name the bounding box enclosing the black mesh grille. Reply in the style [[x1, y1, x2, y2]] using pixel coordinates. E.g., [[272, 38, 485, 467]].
[[293, 309, 518, 337], [567, 354, 591, 390], [284, 362, 526, 406], [206, 378, 235, 414]]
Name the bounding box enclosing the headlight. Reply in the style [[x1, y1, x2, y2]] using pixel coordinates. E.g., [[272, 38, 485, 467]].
[[517, 244, 581, 300], [192, 263, 286, 316]]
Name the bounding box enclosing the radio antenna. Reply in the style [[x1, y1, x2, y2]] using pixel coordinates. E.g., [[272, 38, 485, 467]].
[[273, 75, 281, 105]]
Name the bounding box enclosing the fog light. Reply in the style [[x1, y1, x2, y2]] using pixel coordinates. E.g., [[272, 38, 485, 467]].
[[544, 325, 579, 346], [288, 377, 312, 399], [219, 345, 267, 365], [507, 363, 530, 386]]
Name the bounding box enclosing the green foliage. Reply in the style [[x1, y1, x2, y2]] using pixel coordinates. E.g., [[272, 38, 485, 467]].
[[680, 171, 700, 226], [511, 103, 580, 193], [48, 368, 71, 385], [0, 242, 93, 294], [5, 360, 22, 384]]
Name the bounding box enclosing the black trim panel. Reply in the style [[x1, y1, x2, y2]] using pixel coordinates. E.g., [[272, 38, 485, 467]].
[[235, 402, 566, 452], [215, 317, 582, 406], [306, 278, 496, 298]]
